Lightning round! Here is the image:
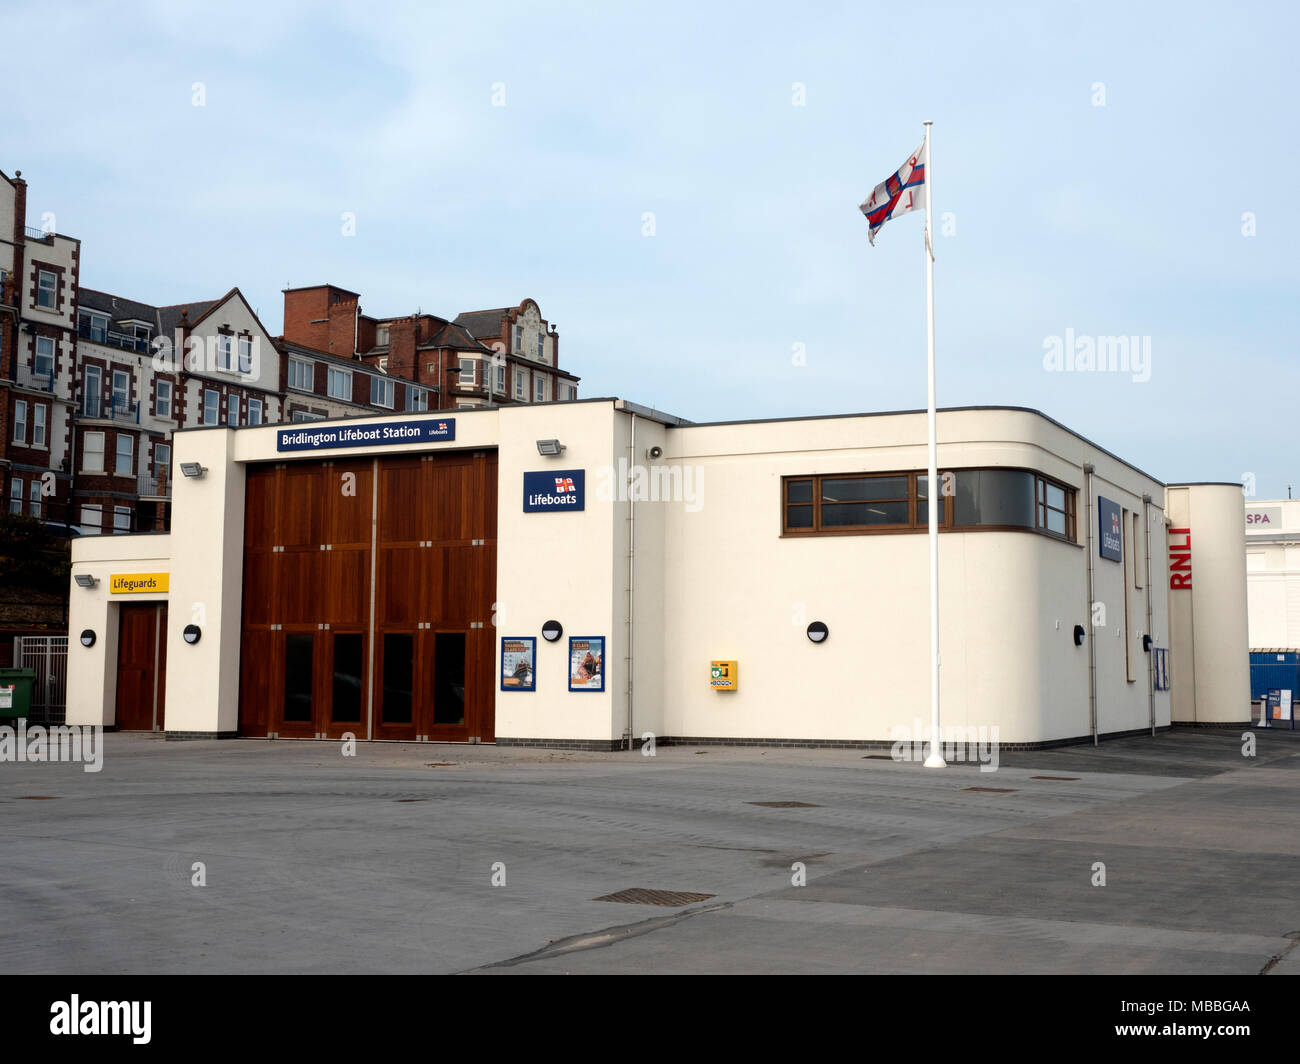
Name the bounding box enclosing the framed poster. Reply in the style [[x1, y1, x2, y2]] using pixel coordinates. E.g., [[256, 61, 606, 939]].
[[568, 636, 605, 692], [500, 637, 536, 692]]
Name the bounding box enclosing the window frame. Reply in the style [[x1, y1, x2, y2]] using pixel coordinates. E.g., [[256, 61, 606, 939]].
[[82, 430, 106, 473], [115, 433, 134, 475], [113, 505, 132, 534], [37, 270, 56, 309], [327, 366, 351, 401], [248, 398, 262, 426], [32, 403, 46, 448], [370, 375, 395, 409], [9, 479, 22, 515], [28, 480, 42, 518], [203, 389, 220, 426], [288, 358, 314, 392], [155, 378, 173, 419], [13, 399, 27, 443], [406, 385, 429, 412], [217, 334, 234, 372], [781, 467, 1078, 542], [34, 335, 55, 377], [238, 336, 253, 374], [227, 394, 240, 427]]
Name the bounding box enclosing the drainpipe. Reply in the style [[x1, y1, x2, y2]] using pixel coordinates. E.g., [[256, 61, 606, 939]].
[[624, 411, 637, 751], [1084, 464, 1098, 745], [1143, 494, 1155, 737]]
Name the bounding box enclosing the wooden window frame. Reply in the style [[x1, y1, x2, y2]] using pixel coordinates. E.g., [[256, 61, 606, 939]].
[[782, 467, 1077, 543]]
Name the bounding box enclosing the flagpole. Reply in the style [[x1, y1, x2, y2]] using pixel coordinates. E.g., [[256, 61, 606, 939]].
[[922, 119, 945, 769]]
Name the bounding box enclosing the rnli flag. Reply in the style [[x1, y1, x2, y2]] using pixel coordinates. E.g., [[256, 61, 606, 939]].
[[859, 140, 927, 246]]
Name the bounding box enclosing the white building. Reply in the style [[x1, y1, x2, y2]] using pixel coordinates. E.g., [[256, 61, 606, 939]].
[[1245, 498, 1300, 649], [63, 401, 1251, 745]]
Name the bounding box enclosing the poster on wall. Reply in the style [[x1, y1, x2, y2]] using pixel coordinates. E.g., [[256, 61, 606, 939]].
[[569, 637, 605, 692], [500, 637, 536, 692]]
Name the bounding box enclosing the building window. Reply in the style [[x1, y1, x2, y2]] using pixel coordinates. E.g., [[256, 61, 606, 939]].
[[154, 442, 171, 476], [83, 432, 105, 473], [378, 356, 389, 372], [288, 358, 313, 392], [32, 404, 46, 447], [116, 434, 134, 475], [13, 400, 27, 443], [29, 481, 42, 519], [248, 398, 262, 426], [238, 337, 253, 374], [217, 335, 233, 371], [515, 370, 527, 400], [496, 364, 505, 392], [459, 359, 475, 385], [112, 369, 131, 415], [83, 365, 102, 417], [292, 410, 325, 422], [371, 376, 394, 408], [156, 379, 173, 419], [37, 270, 56, 309], [35, 336, 55, 379], [80, 505, 103, 535], [114, 506, 131, 534], [376, 325, 389, 347], [203, 389, 220, 426], [9, 480, 21, 515], [535, 377, 546, 402], [782, 468, 1075, 540], [227, 394, 240, 426], [514, 326, 523, 352], [327, 367, 351, 400], [537, 332, 545, 360], [406, 386, 429, 412]]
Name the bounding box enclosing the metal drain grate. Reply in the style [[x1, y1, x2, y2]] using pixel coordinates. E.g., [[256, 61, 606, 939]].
[[964, 787, 1017, 793], [862, 755, 894, 760], [593, 888, 716, 907], [16, 796, 60, 800], [1031, 776, 1080, 781], [746, 801, 822, 808], [394, 798, 428, 803]]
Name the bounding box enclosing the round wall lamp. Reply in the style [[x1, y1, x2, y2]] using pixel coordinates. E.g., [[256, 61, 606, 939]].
[[1073, 624, 1086, 647], [79, 629, 96, 648], [806, 621, 829, 644], [182, 624, 202, 645], [541, 620, 563, 642]]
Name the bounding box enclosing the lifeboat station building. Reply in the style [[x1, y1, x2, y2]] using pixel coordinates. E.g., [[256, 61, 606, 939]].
[[64, 399, 1251, 749]]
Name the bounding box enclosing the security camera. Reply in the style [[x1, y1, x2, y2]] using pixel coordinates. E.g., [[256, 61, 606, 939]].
[[646, 445, 663, 460]]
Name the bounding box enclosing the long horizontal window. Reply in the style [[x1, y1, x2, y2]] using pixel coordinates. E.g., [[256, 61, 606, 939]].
[[783, 468, 1076, 541]]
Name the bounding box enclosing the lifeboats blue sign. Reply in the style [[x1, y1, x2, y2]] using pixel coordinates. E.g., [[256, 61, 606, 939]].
[[1098, 495, 1123, 562], [524, 469, 585, 512], [276, 418, 455, 452]]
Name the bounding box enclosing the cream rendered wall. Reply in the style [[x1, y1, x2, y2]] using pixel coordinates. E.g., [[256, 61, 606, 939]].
[[494, 402, 621, 742], [1166, 484, 1251, 722], [66, 534, 171, 727], [660, 408, 1167, 744], [1245, 499, 1300, 648]]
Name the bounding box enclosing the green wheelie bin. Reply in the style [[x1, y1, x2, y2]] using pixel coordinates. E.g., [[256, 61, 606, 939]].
[[0, 668, 36, 719]]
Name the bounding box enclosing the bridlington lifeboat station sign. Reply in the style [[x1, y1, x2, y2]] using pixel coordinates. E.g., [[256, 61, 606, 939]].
[[277, 418, 455, 452]]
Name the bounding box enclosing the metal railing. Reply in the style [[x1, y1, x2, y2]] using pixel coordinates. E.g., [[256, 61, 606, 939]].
[[137, 472, 172, 499], [78, 322, 151, 353], [16, 364, 55, 392], [23, 226, 53, 241], [81, 394, 139, 423]]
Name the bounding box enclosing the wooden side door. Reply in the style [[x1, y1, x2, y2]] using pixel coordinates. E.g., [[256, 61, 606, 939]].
[[115, 603, 162, 731]]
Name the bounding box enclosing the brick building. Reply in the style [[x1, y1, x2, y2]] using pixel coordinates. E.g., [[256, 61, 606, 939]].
[[281, 285, 580, 412]]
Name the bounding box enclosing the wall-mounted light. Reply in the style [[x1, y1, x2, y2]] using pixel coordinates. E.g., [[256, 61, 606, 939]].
[[646, 445, 663, 460], [182, 624, 202, 645], [1073, 624, 1086, 647], [1142, 634, 1153, 652], [806, 621, 829, 644], [179, 462, 206, 478], [73, 573, 98, 589], [541, 620, 563, 642], [536, 439, 565, 457], [79, 629, 96, 648]]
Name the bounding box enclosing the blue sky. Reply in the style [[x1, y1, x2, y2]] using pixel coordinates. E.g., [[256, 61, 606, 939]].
[[6, 1, 1298, 495]]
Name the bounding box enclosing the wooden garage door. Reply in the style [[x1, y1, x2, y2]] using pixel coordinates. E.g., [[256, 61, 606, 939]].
[[239, 450, 496, 741]]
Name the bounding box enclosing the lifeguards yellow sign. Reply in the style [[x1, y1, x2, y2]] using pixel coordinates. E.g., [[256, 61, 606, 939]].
[[109, 572, 169, 594]]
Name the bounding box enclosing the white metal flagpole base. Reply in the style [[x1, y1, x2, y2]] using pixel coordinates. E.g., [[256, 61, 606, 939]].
[[924, 749, 946, 768]]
